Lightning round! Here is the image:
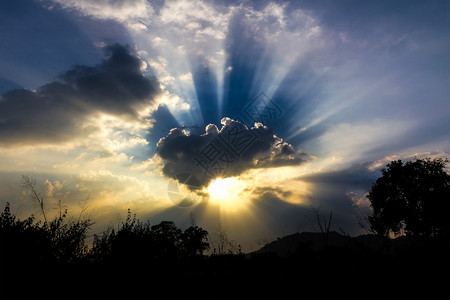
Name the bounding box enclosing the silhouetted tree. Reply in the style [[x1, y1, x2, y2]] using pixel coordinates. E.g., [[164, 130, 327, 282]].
[[182, 225, 209, 256], [151, 221, 183, 259], [367, 158, 450, 239]]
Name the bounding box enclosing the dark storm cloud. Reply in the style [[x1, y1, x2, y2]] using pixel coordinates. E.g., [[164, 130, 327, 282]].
[[156, 117, 306, 188], [0, 44, 160, 145], [59, 44, 159, 115], [145, 105, 181, 151]]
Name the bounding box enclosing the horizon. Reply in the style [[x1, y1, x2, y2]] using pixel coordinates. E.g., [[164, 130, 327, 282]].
[[1, 0, 450, 252]]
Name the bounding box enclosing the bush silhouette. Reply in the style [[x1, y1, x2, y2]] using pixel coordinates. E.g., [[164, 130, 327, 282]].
[[0, 203, 52, 265], [0, 202, 92, 266], [1, 201, 210, 268]]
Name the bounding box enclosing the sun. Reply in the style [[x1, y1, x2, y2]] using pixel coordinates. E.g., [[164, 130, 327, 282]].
[[207, 177, 249, 211], [208, 178, 232, 200]]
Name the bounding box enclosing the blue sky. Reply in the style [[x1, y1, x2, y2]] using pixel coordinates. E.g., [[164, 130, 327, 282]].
[[1, 0, 449, 250]]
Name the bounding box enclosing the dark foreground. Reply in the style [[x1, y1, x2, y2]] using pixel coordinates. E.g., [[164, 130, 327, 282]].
[[2, 201, 448, 298], [3, 239, 449, 298]]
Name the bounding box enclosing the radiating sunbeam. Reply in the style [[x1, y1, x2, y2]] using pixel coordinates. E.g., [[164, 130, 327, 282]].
[[1, 0, 449, 251]]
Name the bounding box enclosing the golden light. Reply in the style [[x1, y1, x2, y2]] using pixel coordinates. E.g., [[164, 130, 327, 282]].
[[207, 177, 249, 212]]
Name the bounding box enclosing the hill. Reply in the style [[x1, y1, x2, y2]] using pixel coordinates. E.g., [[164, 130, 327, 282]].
[[254, 231, 415, 256], [254, 231, 347, 256]]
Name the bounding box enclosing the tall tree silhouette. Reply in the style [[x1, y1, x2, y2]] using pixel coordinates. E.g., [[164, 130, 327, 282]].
[[368, 158, 450, 239]]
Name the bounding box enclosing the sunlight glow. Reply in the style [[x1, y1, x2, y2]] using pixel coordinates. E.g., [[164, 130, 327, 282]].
[[207, 177, 249, 212]]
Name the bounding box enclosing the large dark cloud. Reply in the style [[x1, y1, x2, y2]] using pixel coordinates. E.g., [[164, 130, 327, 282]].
[[156, 117, 307, 189], [0, 44, 160, 146]]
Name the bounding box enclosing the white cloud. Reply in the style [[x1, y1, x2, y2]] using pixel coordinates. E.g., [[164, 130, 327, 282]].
[[156, 91, 191, 112], [347, 191, 371, 209], [179, 72, 193, 83], [367, 151, 450, 172], [56, 0, 324, 128], [147, 57, 176, 87], [307, 26, 322, 39], [74, 168, 169, 216], [229, 3, 324, 97], [50, 0, 154, 29], [44, 179, 68, 201], [158, 0, 231, 40]]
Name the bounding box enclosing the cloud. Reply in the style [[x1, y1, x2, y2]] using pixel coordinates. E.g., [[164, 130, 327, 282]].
[[49, 0, 154, 30], [156, 117, 307, 189], [252, 186, 293, 200], [157, 0, 231, 41], [297, 161, 379, 188], [0, 44, 160, 146], [60, 44, 160, 115]]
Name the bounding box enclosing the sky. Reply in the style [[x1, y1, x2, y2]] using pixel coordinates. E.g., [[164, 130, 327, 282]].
[[1, 0, 449, 251]]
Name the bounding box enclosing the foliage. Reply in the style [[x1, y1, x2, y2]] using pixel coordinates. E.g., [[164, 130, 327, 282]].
[[3, 162, 450, 275], [0, 175, 210, 266], [211, 223, 242, 255], [1, 204, 210, 266], [0, 202, 92, 265], [89, 209, 210, 264], [182, 225, 210, 256], [367, 158, 450, 239], [0, 202, 51, 264], [21, 175, 47, 223], [47, 210, 93, 262]]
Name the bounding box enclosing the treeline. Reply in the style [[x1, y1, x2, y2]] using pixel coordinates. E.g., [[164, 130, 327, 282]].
[[0, 203, 209, 267], [2, 157, 450, 295], [1, 202, 449, 295]]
